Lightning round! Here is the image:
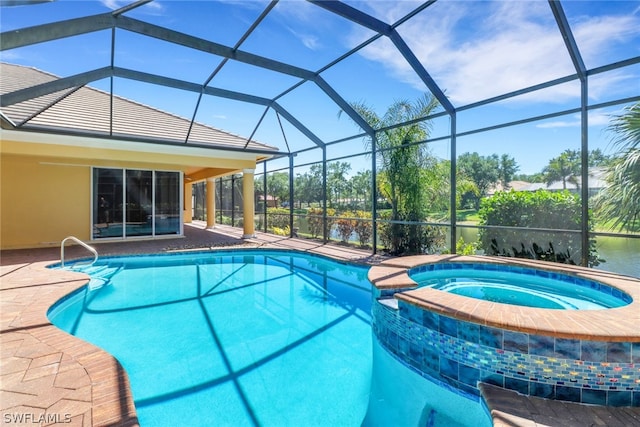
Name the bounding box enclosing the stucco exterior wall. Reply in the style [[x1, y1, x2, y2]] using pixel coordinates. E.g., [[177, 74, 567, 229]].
[[0, 131, 264, 250], [1, 154, 91, 249]]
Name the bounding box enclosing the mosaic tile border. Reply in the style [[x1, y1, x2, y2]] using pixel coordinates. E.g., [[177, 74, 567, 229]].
[[373, 300, 640, 407]]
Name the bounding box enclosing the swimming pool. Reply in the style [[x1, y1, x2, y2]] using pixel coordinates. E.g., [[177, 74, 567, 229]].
[[48, 250, 491, 427], [409, 263, 631, 310]]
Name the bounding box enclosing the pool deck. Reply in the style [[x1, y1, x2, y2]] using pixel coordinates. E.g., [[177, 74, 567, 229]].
[[1, 222, 639, 426]]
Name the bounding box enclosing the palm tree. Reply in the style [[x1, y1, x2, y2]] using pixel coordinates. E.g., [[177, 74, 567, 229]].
[[499, 154, 520, 190], [594, 103, 640, 232], [543, 149, 580, 190], [343, 94, 440, 253]]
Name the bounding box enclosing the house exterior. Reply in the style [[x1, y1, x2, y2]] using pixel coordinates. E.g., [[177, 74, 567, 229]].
[[0, 63, 278, 249], [257, 194, 279, 208], [488, 169, 608, 199], [505, 168, 608, 197]]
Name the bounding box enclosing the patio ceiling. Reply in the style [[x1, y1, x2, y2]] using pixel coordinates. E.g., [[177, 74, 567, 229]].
[[1, 0, 639, 159]]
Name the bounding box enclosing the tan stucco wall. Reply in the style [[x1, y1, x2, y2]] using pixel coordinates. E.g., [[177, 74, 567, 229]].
[[1, 131, 263, 249], [1, 154, 91, 249], [0, 136, 258, 171]]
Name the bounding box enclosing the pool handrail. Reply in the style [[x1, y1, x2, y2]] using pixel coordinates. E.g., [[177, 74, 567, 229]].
[[61, 236, 98, 268]]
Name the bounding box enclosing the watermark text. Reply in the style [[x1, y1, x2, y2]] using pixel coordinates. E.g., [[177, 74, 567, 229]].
[[3, 412, 72, 424]]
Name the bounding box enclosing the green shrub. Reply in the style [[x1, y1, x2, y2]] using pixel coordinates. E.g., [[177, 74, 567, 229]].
[[266, 208, 290, 230], [307, 208, 323, 238], [478, 190, 601, 266], [335, 211, 356, 243], [377, 211, 446, 255], [353, 210, 373, 247], [306, 208, 336, 239], [443, 237, 478, 255], [272, 226, 290, 236]]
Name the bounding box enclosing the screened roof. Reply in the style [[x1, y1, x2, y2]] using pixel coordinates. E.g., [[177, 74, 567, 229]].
[[1, 0, 639, 164]]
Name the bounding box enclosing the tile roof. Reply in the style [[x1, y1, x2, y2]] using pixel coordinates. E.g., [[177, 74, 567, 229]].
[[0, 62, 278, 153]]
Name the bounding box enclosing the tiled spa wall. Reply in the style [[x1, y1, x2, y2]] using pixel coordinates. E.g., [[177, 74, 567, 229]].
[[372, 299, 640, 407]]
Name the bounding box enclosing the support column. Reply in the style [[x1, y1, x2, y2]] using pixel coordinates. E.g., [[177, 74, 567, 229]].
[[206, 177, 216, 229], [183, 180, 193, 224], [242, 168, 255, 238]]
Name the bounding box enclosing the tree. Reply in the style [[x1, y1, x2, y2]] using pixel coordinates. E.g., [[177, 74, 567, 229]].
[[457, 152, 500, 209], [498, 154, 520, 190], [294, 164, 323, 208], [514, 172, 545, 183], [542, 149, 580, 189], [593, 103, 640, 232], [456, 178, 479, 210], [326, 161, 351, 209], [349, 170, 372, 211], [589, 148, 614, 167], [344, 93, 442, 254], [266, 172, 289, 206], [420, 159, 450, 215]]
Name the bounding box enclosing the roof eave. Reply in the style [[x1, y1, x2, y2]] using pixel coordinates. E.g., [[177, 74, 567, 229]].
[[0, 128, 279, 161], [1, 126, 279, 158]]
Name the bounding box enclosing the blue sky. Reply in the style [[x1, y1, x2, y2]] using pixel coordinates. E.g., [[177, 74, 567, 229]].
[[2, 0, 639, 175]]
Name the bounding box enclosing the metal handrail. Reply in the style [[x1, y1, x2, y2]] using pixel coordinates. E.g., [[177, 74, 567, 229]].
[[61, 236, 98, 267]]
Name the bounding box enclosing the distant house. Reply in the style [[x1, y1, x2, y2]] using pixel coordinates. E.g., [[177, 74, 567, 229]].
[[488, 180, 532, 194], [522, 167, 608, 197], [491, 168, 608, 198], [0, 63, 279, 249], [257, 194, 279, 208]]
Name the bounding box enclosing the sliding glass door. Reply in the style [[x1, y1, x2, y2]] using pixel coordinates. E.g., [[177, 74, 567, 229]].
[[126, 170, 153, 237], [93, 168, 124, 239], [155, 171, 181, 236], [93, 168, 181, 239]]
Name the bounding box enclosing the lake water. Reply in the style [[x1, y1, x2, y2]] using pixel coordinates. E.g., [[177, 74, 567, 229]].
[[458, 228, 639, 278], [301, 216, 639, 279]]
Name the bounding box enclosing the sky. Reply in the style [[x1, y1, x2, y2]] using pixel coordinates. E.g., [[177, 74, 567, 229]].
[[1, 0, 639, 175]]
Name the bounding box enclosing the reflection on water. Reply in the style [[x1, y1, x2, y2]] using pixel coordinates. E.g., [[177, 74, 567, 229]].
[[297, 216, 638, 278], [593, 236, 640, 278], [458, 228, 639, 279]]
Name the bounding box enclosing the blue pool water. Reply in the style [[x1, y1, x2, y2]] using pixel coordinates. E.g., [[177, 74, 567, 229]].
[[409, 264, 631, 310], [48, 251, 491, 427]]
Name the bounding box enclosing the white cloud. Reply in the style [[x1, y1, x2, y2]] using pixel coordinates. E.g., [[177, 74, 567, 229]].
[[536, 120, 579, 129], [0, 51, 22, 62], [300, 34, 321, 50], [273, 2, 341, 52], [352, 1, 640, 106], [99, 0, 120, 9], [536, 111, 614, 129], [284, 25, 322, 51], [100, 0, 164, 14]]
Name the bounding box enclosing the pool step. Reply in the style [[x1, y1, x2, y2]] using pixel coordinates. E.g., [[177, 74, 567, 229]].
[[85, 265, 122, 290], [479, 382, 640, 427]]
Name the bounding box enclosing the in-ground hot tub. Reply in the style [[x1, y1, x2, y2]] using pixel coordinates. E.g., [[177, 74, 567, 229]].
[[408, 262, 631, 310], [368, 255, 640, 408]]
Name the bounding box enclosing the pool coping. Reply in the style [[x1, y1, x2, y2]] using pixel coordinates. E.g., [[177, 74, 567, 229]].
[[368, 254, 640, 341]]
